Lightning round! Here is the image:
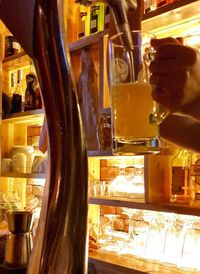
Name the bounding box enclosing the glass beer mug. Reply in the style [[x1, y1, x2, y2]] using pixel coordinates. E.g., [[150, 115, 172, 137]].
[[109, 30, 163, 155]]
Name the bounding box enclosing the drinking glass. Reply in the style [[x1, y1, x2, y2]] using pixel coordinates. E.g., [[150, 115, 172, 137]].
[[160, 213, 184, 267], [100, 214, 120, 252], [177, 216, 200, 271], [109, 30, 163, 155], [144, 212, 167, 262], [118, 209, 148, 258]]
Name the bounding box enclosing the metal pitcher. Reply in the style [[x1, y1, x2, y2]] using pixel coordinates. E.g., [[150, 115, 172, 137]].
[[5, 211, 33, 267]]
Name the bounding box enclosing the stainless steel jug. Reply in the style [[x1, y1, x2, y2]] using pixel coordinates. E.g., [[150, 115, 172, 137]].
[[4, 211, 33, 267]]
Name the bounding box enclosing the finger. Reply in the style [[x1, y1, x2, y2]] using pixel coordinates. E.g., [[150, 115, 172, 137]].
[[154, 44, 196, 65], [150, 71, 187, 92], [150, 37, 181, 50], [150, 74, 187, 112], [150, 59, 178, 74], [151, 86, 181, 112], [149, 57, 191, 74]]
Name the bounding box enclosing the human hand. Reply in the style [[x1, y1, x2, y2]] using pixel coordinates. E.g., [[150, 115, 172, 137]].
[[149, 37, 200, 118]]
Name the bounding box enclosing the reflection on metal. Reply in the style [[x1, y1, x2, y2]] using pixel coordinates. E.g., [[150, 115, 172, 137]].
[[0, 0, 88, 273]]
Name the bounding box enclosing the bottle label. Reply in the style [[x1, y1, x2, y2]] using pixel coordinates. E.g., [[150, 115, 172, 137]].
[[104, 13, 110, 29], [190, 161, 200, 178], [91, 19, 97, 29], [13, 42, 20, 50]]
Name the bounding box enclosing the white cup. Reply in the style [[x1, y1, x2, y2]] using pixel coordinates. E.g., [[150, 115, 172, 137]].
[[12, 153, 26, 173]]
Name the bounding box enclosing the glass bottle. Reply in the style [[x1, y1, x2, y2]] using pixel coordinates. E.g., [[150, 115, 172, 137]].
[[104, 5, 110, 30], [98, 113, 112, 150], [171, 149, 191, 203], [79, 10, 88, 38], [24, 73, 37, 111], [9, 72, 17, 96], [90, 4, 99, 34], [12, 37, 20, 55], [4, 35, 14, 58], [144, 0, 157, 14], [156, 0, 167, 8], [90, 3, 104, 34], [10, 70, 23, 113]]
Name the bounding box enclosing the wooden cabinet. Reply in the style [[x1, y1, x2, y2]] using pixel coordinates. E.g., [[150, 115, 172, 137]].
[[0, 25, 46, 210]]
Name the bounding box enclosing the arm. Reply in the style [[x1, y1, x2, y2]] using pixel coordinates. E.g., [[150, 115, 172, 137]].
[[150, 38, 200, 151], [150, 38, 200, 116], [160, 114, 200, 152]]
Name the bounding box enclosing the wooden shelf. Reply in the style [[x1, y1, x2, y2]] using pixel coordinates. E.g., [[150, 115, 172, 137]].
[[87, 150, 112, 157], [143, 0, 199, 20], [2, 51, 30, 70], [89, 196, 200, 217], [89, 251, 197, 274], [142, 0, 200, 36], [1, 172, 46, 179], [68, 30, 108, 52], [2, 109, 44, 125]]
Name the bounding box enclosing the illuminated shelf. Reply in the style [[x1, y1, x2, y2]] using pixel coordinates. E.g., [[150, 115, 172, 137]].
[[142, 0, 200, 37], [88, 150, 112, 157], [89, 251, 197, 274], [2, 109, 44, 125], [143, 0, 199, 20], [2, 51, 30, 70], [1, 172, 46, 179], [89, 196, 200, 217]]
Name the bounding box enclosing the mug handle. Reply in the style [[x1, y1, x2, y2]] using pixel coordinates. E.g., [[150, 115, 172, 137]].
[[149, 102, 169, 125]]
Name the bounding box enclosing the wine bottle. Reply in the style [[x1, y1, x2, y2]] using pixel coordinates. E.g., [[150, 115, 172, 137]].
[[10, 70, 23, 113], [24, 73, 36, 111]]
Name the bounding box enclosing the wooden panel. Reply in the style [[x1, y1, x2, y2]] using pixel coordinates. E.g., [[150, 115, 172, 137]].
[[144, 155, 172, 203]]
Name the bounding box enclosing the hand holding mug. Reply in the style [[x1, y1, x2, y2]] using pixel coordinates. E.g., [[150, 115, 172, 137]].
[[150, 37, 200, 119]]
